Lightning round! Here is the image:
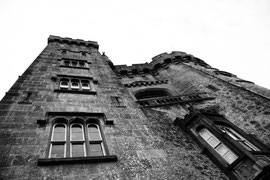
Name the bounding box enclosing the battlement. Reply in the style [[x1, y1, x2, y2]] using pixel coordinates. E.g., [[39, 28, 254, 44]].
[[48, 35, 99, 49], [114, 51, 210, 76]]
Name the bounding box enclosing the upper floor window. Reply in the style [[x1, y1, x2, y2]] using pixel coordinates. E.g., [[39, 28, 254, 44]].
[[217, 125, 259, 151], [53, 75, 97, 95], [49, 120, 106, 158], [59, 78, 91, 91], [60, 58, 89, 69], [50, 123, 67, 158], [199, 128, 238, 164]]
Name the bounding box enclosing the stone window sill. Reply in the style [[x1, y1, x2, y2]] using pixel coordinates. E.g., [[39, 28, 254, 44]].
[[54, 89, 97, 95], [38, 155, 117, 166]]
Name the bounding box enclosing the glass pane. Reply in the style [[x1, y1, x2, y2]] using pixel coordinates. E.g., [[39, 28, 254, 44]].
[[72, 61, 77, 66], [72, 144, 84, 157], [60, 81, 68, 86], [82, 83, 89, 87], [72, 82, 79, 87], [71, 125, 83, 141], [72, 132, 83, 141], [54, 125, 65, 132], [53, 132, 65, 141], [207, 136, 220, 148], [79, 62, 85, 67], [89, 132, 101, 140], [91, 151, 103, 156], [215, 144, 229, 156], [90, 144, 103, 156], [64, 61, 70, 66], [200, 129, 211, 140], [223, 151, 238, 164], [51, 144, 65, 158], [72, 125, 82, 132], [88, 126, 99, 133]]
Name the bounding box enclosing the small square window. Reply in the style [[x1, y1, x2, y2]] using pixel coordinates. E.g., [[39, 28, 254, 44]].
[[71, 82, 80, 90], [71, 61, 78, 67], [64, 61, 70, 66], [60, 80, 69, 89]]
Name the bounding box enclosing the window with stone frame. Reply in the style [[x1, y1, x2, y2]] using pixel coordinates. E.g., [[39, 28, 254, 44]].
[[216, 125, 260, 151], [199, 128, 238, 164], [59, 58, 89, 69], [49, 118, 106, 158], [53, 75, 97, 94], [38, 112, 117, 166]]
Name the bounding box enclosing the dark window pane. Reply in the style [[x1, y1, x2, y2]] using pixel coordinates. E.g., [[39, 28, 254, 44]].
[[60, 81, 69, 86], [51, 144, 65, 158], [72, 144, 84, 157]]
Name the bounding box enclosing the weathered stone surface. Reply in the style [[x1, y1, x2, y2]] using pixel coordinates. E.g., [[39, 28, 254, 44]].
[[1, 35, 269, 179]]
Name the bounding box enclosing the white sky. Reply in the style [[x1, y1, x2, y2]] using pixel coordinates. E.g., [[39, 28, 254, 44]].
[[0, 0, 270, 100]]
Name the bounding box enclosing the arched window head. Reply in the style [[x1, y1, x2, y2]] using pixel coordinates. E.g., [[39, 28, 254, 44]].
[[88, 123, 105, 156], [135, 89, 172, 100], [70, 123, 85, 157], [50, 123, 67, 158], [217, 125, 259, 151], [199, 128, 238, 164]]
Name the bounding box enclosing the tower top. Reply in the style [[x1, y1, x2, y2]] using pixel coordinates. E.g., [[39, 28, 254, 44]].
[[48, 35, 99, 49]]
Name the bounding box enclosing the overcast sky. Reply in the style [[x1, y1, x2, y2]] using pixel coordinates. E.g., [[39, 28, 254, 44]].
[[0, 0, 270, 100]]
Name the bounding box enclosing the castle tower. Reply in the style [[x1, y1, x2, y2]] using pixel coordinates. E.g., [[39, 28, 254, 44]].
[[0, 36, 269, 179]]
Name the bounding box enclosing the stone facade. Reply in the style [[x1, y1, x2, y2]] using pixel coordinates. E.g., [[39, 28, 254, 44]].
[[0, 35, 269, 179]]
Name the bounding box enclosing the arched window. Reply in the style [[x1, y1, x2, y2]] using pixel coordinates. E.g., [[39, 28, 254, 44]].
[[49, 119, 107, 158], [88, 123, 105, 156], [70, 123, 86, 157], [50, 123, 66, 158], [217, 125, 259, 151], [199, 128, 238, 164], [135, 89, 172, 100]]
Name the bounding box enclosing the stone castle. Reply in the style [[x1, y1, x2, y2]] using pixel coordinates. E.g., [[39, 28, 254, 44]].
[[0, 35, 269, 179]]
